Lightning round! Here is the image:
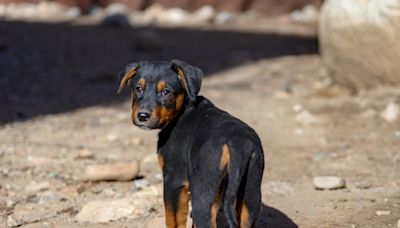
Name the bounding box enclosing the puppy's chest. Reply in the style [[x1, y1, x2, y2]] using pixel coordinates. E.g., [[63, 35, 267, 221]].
[[157, 131, 192, 175]]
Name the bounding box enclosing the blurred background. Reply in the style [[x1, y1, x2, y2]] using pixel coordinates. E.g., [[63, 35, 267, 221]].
[[0, 0, 399, 227]]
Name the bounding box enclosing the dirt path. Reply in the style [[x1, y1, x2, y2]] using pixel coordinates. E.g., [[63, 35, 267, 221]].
[[0, 20, 399, 227]]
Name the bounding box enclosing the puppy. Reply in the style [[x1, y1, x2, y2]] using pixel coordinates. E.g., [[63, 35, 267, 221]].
[[117, 59, 264, 228]]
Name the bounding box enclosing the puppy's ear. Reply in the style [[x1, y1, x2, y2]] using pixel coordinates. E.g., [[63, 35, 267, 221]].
[[170, 59, 203, 103], [117, 62, 143, 95]]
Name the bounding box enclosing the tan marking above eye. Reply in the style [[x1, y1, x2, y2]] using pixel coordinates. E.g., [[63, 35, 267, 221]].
[[157, 80, 166, 93], [138, 78, 146, 89]]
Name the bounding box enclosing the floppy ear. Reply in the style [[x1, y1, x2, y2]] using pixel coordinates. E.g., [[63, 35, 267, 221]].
[[170, 59, 203, 103], [117, 62, 142, 95]]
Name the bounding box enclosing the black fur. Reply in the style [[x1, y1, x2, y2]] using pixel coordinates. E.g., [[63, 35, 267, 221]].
[[118, 59, 265, 228]]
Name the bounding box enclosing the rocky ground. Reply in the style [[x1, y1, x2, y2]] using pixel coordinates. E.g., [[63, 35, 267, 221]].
[[0, 15, 400, 228]]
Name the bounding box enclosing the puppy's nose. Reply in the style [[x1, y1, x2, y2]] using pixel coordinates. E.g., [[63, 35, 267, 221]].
[[137, 111, 151, 122]]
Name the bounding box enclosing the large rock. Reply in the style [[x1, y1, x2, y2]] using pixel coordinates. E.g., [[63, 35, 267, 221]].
[[319, 0, 400, 91], [75, 185, 162, 223], [75, 199, 136, 223], [84, 161, 140, 182]]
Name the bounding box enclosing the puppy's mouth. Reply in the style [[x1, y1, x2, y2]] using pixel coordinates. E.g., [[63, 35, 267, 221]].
[[132, 119, 161, 130]]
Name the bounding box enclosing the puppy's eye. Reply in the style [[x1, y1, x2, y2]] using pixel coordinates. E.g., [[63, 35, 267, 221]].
[[161, 89, 171, 96], [135, 86, 143, 93]]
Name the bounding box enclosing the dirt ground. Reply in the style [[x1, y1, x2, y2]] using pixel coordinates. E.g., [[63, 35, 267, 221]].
[[0, 18, 399, 228]]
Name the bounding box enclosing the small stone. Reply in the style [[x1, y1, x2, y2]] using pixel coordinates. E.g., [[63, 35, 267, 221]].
[[191, 5, 215, 23], [290, 4, 319, 23], [162, 8, 189, 25], [295, 110, 319, 125], [6, 199, 18, 208], [56, 185, 85, 197], [6, 215, 22, 227], [380, 102, 399, 123], [101, 188, 116, 197], [104, 3, 128, 15], [293, 104, 303, 113], [294, 128, 304, 135], [355, 181, 372, 190], [133, 179, 150, 190], [313, 152, 328, 161], [75, 199, 135, 223], [106, 133, 119, 142], [75, 148, 94, 159], [361, 109, 377, 119], [12, 203, 57, 223], [84, 161, 140, 181], [25, 182, 50, 194], [131, 137, 143, 146], [214, 11, 235, 25], [397, 218, 400, 228], [273, 91, 290, 99], [375, 210, 391, 216], [31, 191, 68, 204], [313, 176, 346, 190]]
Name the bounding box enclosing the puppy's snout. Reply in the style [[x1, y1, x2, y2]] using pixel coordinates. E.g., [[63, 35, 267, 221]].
[[137, 111, 151, 122]]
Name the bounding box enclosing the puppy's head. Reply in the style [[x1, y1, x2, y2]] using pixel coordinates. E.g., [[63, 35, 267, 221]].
[[117, 59, 203, 129]]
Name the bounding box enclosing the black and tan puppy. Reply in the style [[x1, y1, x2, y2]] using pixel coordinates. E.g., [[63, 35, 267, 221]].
[[117, 59, 265, 228]]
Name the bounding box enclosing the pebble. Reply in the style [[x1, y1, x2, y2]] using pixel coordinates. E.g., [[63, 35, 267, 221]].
[[6, 215, 22, 227], [214, 11, 235, 25], [104, 3, 128, 15], [360, 109, 377, 119], [11, 203, 57, 224], [25, 182, 50, 194], [375, 210, 391, 216], [106, 133, 119, 142], [131, 137, 143, 146], [293, 104, 303, 113], [191, 5, 215, 23], [296, 110, 319, 125], [101, 188, 117, 197], [354, 181, 372, 190], [290, 4, 319, 23], [75, 199, 136, 223], [84, 161, 140, 181], [162, 8, 189, 25], [56, 185, 85, 197], [313, 176, 346, 190], [75, 148, 95, 159], [380, 101, 399, 123], [313, 152, 337, 161], [31, 191, 68, 204], [133, 178, 150, 191], [397, 218, 400, 228]]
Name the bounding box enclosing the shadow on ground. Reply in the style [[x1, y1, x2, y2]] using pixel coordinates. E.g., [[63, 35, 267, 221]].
[[216, 203, 298, 228], [0, 21, 317, 124]]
